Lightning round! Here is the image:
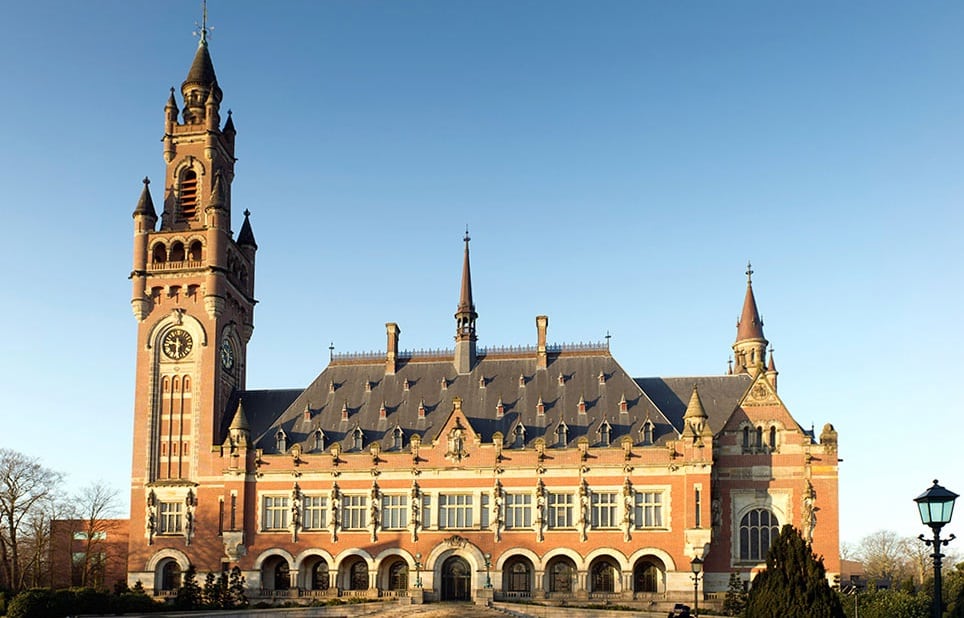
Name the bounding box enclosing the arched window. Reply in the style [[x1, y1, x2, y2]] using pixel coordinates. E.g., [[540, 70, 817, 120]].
[[188, 240, 202, 262], [393, 426, 404, 451], [313, 429, 325, 453], [152, 243, 167, 264], [388, 561, 408, 591], [311, 562, 329, 590], [755, 426, 763, 447], [548, 559, 574, 593], [742, 426, 750, 448], [170, 241, 185, 262], [350, 561, 368, 590], [739, 508, 780, 562], [507, 560, 531, 593], [599, 421, 612, 447], [352, 427, 364, 451], [769, 426, 777, 449], [275, 430, 287, 454], [591, 560, 617, 592], [274, 561, 290, 590], [161, 561, 181, 591], [180, 170, 198, 219]]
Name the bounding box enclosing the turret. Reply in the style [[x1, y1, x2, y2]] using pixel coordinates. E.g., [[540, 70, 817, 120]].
[[131, 178, 157, 321], [180, 21, 220, 126], [681, 384, 709, 440], [453, 230, 477, 374], [733, 262, 768, 376]]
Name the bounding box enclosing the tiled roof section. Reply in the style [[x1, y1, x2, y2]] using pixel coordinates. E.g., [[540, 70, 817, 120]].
[[255, 351, 677, 454], [736, 278, 766, 342], [184, 41, 217, 88], [636, 375, 752, 434], [223, 388, 301, 444]]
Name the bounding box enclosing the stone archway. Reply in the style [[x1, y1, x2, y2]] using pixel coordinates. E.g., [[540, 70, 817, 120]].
[[633, 556, 665, 594], [440, 555, 471, 601]]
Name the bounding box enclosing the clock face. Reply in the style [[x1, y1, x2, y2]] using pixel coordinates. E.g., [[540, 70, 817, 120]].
[[162, 328, 193, 360], [220, 339, 235, 370]]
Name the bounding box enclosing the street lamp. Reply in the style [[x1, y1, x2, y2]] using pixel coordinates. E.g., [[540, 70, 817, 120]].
[[414, 552, 422, 588], [690, 556, 703, 617], [484, 553, 493, 589], [914, 479, 958, 618]]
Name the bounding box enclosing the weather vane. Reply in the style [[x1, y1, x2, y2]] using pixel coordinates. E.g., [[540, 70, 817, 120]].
[[192, 0, 213, 44]]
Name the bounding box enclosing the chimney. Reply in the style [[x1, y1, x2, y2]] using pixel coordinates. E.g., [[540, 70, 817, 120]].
[[536, 315, 549, 370], [386, 323, 400, 375]]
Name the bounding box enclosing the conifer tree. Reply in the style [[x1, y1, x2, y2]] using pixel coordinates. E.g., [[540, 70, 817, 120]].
[[175, 564, 202, 610], [723, 571, 748, 616], [228, 566, 248, 608], [745, 524, 845, 618]]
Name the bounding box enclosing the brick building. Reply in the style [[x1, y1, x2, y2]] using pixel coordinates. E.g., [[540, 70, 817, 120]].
[[123, 24, 840, 606], [50, 519, 130, 590]]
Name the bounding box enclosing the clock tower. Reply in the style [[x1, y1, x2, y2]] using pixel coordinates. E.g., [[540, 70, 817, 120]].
[[128, 22, 256, 569]]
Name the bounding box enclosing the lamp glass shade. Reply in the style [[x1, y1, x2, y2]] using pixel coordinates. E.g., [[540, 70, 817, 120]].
[[914, 480, 958, 527], [690, 557, 703, 574]]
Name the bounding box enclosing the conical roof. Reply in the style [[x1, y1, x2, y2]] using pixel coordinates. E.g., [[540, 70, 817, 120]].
[[133, 177, 157, 218], [736, 263, 766, 342], [237, 209, 257, 248], [229, 400, 250, 431], [184, 40, 217, 88], [683, 384, 708, 420], [457, 230, 476, 316]]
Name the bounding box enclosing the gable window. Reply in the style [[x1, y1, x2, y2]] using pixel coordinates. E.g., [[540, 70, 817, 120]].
[[739, 508, 780, 562], [262, 496, 289, 531]]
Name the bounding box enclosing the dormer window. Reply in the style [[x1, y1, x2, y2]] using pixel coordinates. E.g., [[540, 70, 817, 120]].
[[556, 422, 569, 448], [379, 401, 387, 420], [313, 429, 325, 453], [536, 397, 545, 416], [352, 427, 364, 451], [618, 394, 628, 414], [275, 429, 287, 454], [599, 421, 612, 447], [642, 421, 654, 445], [496, 398, 504, 418], [558, 373, 565, 385], [514, 424, 526, 449], [393, 426, 404, 451], [179, 170, 198, 219], [598, 371, 606, 385]]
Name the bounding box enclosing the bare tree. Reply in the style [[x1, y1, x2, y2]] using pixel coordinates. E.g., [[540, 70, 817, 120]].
[[71, 481, 120, 588], [0, 448, 64, 591], [854, 529, 915, 586]]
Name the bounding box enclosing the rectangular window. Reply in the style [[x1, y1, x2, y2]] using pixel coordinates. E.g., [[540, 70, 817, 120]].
[[382, 494, 408, 530], [591, 492, 618, 528], [480, 493, 490, 529], [159, 501, 184, 534], [505, 493, 532, 529], [422, 495, 432, 529], [439, 494, 473, 529], [303, 495, 328, 530], [262, 496, 289, 531], [342, 495, 367, 530], [634, 491, 664, 529], [694, 487, 702, 528], [548, 492, 575, 528], [72, 531, 107, 541]]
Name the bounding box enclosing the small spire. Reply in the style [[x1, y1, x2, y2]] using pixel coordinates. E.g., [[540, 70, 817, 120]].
[[208, 172, 226, 210], [133, 177, 157, 219], [683, 384, 708, 421], [223, 109, 235, 134], [237, 209, 257, 248], [727, 357, 733, 375], [746, 261, 753, 284], [735, 262, 766, 342], [766, 347, 777, 373], [328, 342, 335, 361], [229, 399, 250, 431]]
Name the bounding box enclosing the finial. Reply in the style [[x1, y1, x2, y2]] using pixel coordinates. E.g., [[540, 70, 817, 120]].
[[243, 209, 251, 218], [605, 331, 611, 347], [464, 225, 470, 243], [329, 342, 334, 361], [193, 0, 212, 46], [142, 177, 150, 186], [227, 109, 232, 117], [745, 261, 754, 284]]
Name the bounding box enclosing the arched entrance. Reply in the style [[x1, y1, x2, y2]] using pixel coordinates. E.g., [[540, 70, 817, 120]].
[[633, 557, 665, 594], [160, 560, 181, 592], [441, 555, 471, 601], [589, 557, 619, 593], [261, 556, 291, 591], [503, 556, 533, 597], [546, 556, 576, 594], [387, 559, 409, 591]]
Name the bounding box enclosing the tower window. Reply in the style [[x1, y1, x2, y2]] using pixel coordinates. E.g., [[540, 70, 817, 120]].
[[756, 426, 763, 448], [180, 170, 198, 219], [152, 243, 167, 264], [769, 426, 777, 449], [188, 240, 202, 262], [170, 242, 185, 262], [742, 426, 750, 449]]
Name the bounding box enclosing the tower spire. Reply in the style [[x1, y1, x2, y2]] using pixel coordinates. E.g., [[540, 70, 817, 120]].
[[733, 261, 769, 375], [454, 229, 478, 374]]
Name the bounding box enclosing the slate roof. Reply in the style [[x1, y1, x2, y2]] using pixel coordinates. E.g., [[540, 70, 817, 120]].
[[235, 348, 691, 454], [635, 375, 752, 434]]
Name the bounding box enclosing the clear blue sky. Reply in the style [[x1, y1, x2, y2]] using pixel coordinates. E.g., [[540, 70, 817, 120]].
[[1, 1, 961, 547]]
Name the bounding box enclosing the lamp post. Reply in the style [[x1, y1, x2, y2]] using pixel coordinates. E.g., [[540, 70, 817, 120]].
[[914, 479, 958, 618], [690, 556, 703, 617], [484, 553, 493, 589], [414, 552, 422, 588]]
